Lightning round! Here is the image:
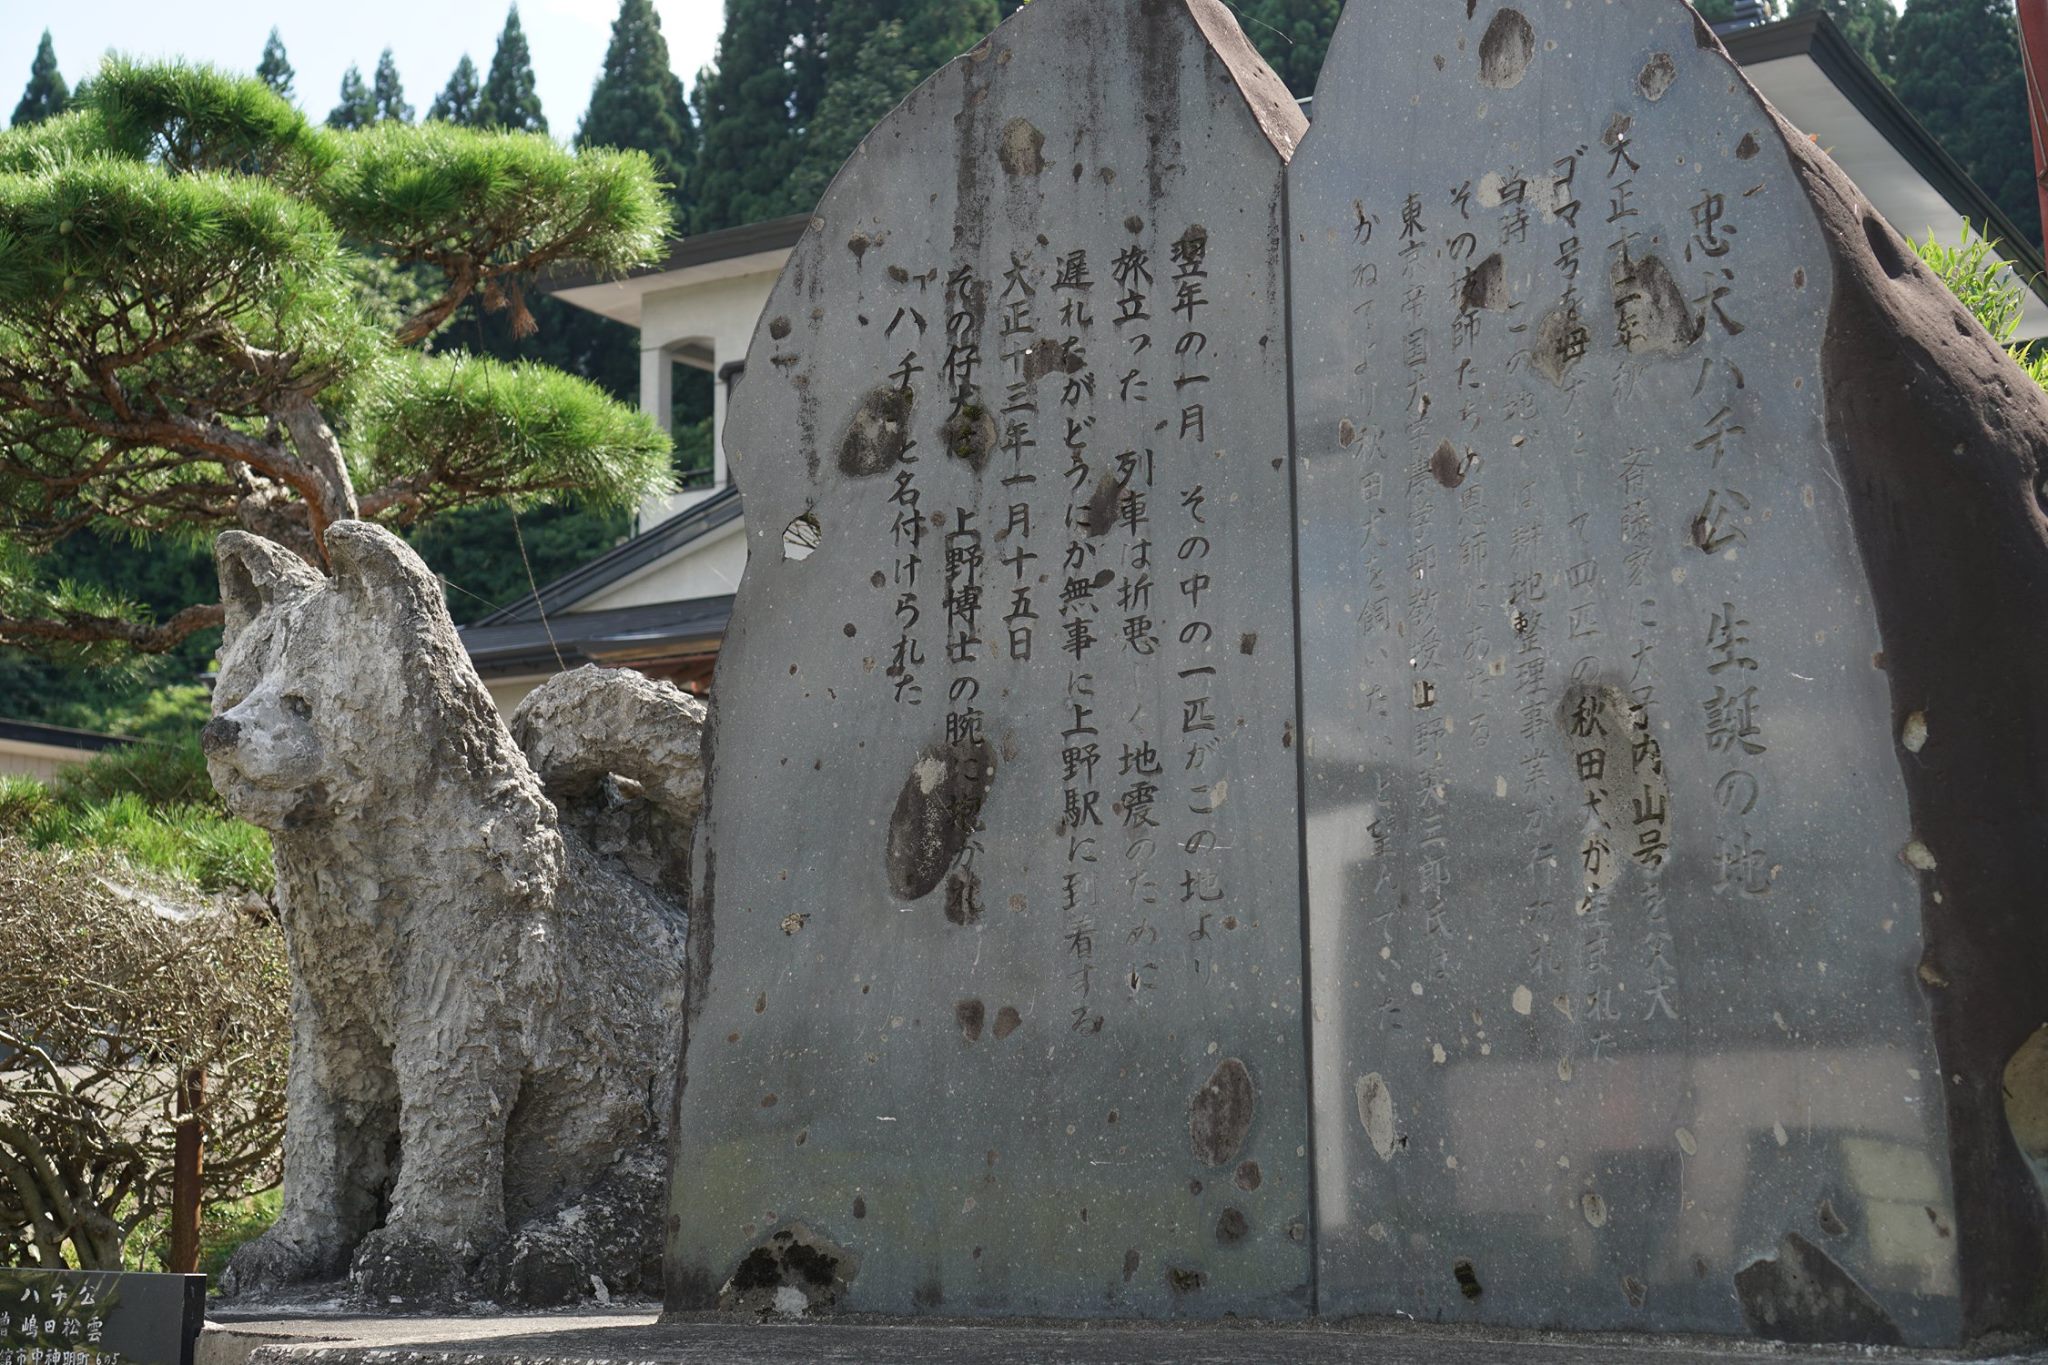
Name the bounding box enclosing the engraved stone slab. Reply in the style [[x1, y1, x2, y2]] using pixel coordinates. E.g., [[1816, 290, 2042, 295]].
[[1288, 0, 2048, 1345], [669, 0, 1312, 1319]]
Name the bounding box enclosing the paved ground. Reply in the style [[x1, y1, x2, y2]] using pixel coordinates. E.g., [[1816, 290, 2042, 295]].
[[202, 1306, 2048, 1365]]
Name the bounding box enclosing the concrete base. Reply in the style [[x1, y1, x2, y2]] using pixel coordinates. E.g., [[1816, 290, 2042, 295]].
[[203, 1307, 2048, 1365]]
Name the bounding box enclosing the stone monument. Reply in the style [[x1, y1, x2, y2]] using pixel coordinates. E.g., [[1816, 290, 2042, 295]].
[[670, 0, 1313, 1320], [671, 0, 2048, 1345], [1289, 0, 2046, 1345]]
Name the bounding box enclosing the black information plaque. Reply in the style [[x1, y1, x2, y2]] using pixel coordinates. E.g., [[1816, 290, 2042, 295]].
[[0, 1271, 205, 1365]]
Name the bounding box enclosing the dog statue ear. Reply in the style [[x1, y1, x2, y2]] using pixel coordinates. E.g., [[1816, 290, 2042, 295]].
[[216, 532, 324, 648], [322, 519, 439, 600]]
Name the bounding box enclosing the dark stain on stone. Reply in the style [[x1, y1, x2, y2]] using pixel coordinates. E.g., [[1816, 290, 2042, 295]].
[[754, 992, 766, 1014], [1238, 632, 1258, 656], [1188, 1178, 1203, 1195], [1478, 9, 1534, 89], [1189, 1056, 1256, 1167], [870, 571, 886, 588], [912, 1277, 944, 1309], [1622, 1274, 1648, 1309], [1461, 251, 1507, 312], [1794, 267, 1806, 288], [720, 1226, 856, 1315], [1166, 1266, 1207, 1296], [1234, 1160, 1263, 1191], [1083, 469, 1127, 537], [1431, 440, 1467, 489], [999, 117, 1045, 176], [842, 623, 857, 638], [1603, 113, 1632, 151], [1453, 1258, 1483, 1299], [1926, 1206, 1952, 1238], [993, 1005, 1022, 1039], [1122, 1248, 1141, 1283], [944, 868, 982, 925], [852, 1196, 866, 1219], [1735, 1233, 1902, 1345], [1637, 52, 1677, 101], [1124, 214, 1145, 234], [887, 264, 910, 284], [885, 738, 995, 901], [940, 396, 997, 471], [837, 385, 916, 477], [1216, 1208, 1249, 1245], [1433, 53, 1446, 71], [1022, 335, 1085, 383], [1612, 252, 1704, 355], [769, 316, 792, 340], [1738, 132, 1761, 160], [760, 1093, 777, 1107], [1817, 1198, 1848, 1237], [1338, 418, 1357, 447], [955, 997, 986, 1041], [1531, 305, 1588, 386], [848, 233, 870, 262]]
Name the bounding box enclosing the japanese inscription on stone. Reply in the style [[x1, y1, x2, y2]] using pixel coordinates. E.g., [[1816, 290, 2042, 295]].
[[670, 0, 1313, 1319]]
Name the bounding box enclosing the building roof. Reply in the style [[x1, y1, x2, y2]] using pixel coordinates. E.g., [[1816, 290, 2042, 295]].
[[0, 718, 133, 753], [1723, 12, 2048, 316], [461, 594, 736, 679], [475, 484, 744, 626]]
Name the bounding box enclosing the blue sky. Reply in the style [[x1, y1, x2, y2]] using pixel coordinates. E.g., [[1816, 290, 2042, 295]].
[[3, 0, 724, 143]]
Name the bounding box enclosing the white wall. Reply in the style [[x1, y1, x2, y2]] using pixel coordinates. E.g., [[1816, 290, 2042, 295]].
[[636, 267, 781, 526], [575, 518, 750, 613], [0, 738, 94, 782]]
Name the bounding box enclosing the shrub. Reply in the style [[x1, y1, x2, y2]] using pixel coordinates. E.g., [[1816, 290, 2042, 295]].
[[0, 838, 288, 1270]]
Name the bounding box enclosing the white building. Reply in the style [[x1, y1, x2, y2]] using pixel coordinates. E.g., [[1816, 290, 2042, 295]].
[[461, 12, 2048, 708]]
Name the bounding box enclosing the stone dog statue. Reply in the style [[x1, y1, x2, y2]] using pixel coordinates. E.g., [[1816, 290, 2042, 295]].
[[202, 520, 702, 1306]]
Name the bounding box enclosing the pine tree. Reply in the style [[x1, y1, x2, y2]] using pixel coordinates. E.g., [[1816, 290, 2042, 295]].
[[0, 60, 673, 658], [1236, 0, 1340, 98], [256, 28, 294, 101], [478, 6, 547, 134], [689, 0, 820, 232], [783, 0, 996, 210], [328, 64, 375, 130], [12, 31, 69, 128], [1894, 0, 2039, 249], [429, 56, 483, 126], [577, 0, 696, 192], [372, 49, 413, 124]]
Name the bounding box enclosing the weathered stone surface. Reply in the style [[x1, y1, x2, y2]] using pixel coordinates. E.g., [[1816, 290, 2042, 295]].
[[1288, 0, 2047, 1345], [670, 0, 1309, 1320], [204, 523, 697, 1308]]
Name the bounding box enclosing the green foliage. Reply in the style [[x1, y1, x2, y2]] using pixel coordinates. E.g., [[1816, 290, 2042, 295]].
[[353, 352, 672, 520], [256, 30, 294, 101], [479, 6, 548, 135], [1911, 225, 2028, 340], [409, 502, 628, 623], [328, 64, 375, 131], [1908, 224, 2048, 395], [430, 56, 484, 126], [371, 50, 413, 126], [1893, 0, 2039, 251], [0, 762, 271, 892], [317, 119, 671, 303], [691, 0, 1002, 232], [577, 0, 696, 194], [688, 0, 826, 232], [0, 56, 670, 668], [1236, 0, 1342, 98], [12, 32, 69, 129]]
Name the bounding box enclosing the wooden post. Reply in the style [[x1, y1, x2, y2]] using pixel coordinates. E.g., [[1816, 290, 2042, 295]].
[[169, 1065, 204, 1274]]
